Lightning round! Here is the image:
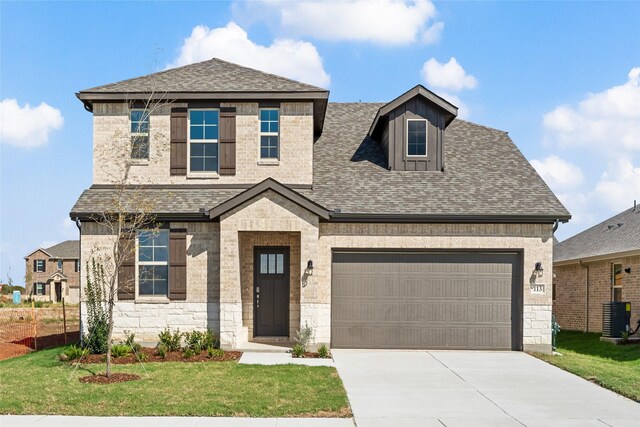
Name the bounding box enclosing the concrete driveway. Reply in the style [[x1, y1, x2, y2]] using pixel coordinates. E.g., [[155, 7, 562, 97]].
[[333, 350, 639, 427]]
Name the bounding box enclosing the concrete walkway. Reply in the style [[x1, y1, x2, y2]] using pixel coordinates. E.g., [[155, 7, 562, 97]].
[[333, 350, 640, 427], [0, 416, 354, 427], [239, 351, 335, 367]]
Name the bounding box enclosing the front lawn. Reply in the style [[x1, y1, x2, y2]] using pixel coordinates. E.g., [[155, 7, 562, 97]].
[[535, 331, 640, 401], [0, 347, 351, 417]]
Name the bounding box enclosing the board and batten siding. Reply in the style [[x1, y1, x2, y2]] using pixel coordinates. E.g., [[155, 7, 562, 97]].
[[387, 96, 445, 172]]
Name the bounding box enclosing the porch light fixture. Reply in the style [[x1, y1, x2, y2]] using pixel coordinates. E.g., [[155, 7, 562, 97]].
[[625, 267, 631, 274], [305, 260, 314, 276], [534, 262, 544, 278]]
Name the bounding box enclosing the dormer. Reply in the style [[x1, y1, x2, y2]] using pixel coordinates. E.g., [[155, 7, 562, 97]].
[[368, 85, 457, 171]]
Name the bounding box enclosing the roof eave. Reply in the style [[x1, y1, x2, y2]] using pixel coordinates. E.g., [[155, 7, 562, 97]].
[[554, 248, 640, 266], [329, 213, 570, 224]]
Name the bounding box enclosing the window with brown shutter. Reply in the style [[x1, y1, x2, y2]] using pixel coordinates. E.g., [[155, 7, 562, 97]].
[[219, 109, 236, 175], [169, 229, 187, 300], [170, 108, 188, 175], [117, 232, 136, 300]]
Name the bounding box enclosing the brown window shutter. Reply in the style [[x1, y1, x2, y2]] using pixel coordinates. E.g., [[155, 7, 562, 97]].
[[219, 110, 236, 175], [169, 229, 187, 300], [170, 108, 188, 176], [117, 232, 136, 300], [33, 260, 37, 272], [42, 260, 46, 272]]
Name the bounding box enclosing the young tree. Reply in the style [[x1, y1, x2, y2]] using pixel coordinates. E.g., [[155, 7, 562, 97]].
[[85, 92, 172, 377]]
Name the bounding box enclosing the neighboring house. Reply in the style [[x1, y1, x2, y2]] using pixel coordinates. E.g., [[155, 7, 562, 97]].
[[554, 204, 640, 332], [24, 240, 80, 303], [70, 58, 569, 353]]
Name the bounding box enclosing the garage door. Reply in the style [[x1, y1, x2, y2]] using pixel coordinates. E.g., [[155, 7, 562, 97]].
[[331, 251, 522, 350]]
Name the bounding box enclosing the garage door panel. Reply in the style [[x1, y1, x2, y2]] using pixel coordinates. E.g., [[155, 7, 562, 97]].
[[332, 251, 520, 350]]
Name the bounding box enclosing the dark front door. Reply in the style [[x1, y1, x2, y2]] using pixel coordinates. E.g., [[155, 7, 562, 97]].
[[54, 282, 62, 302], [254, 247, 290, 337]]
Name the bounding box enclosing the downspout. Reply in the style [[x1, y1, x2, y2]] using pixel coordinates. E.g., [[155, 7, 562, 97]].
[[75, 218, 83, 345], [552, 220, 560, 234], [579, 260, 589, 333]]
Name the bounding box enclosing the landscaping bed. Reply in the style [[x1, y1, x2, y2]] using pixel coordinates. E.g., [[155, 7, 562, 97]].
[[73, 347, 242, 364], [535, 330, 640, 402], [0, 346, 351, 417]]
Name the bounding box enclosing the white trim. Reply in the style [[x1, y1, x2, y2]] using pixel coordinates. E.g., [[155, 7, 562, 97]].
[[187, 108, 220, 174], [136, 230, 169, 298], [406, 118, 428, 157], [259, 108, 280, 160]]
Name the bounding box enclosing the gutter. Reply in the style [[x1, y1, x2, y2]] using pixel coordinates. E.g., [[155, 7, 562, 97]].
[[328, 213, 571, 224]]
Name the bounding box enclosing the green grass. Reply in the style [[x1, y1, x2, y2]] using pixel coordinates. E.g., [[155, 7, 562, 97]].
[[536, 331, 640, 401], [0, 347, 351, 417]]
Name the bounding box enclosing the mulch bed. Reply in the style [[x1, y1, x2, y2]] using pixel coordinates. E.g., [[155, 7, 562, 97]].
[[79, 373, 141, 384], [295, 351, 332, 359], [0, 342, 32, 361], [70, 347, 242, 364]]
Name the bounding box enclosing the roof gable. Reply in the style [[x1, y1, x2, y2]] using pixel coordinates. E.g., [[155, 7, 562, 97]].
[[554, 205, 640, 263], [207, 178, 330, 220], [369, 85, 458, 138], [44, 240, 79, 259]]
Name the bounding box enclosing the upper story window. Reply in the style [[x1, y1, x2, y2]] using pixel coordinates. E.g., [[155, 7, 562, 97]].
[[260, 109, 279, 159], [57, 260, 63, 271], [130, 110, 150, 159], [407, 119, 427, 156], [74, 260, 80, 273], [35, 259, 46, 272], [138, 230, 169, 296], [189, 109, 219, 173]]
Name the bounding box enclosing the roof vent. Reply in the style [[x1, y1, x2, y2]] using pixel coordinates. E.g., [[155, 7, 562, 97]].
[[618, 222, 624, 227], [607, 225, 616, 229]]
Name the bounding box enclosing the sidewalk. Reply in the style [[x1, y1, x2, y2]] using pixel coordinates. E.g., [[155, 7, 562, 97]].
[[0, 416, 355, 427]]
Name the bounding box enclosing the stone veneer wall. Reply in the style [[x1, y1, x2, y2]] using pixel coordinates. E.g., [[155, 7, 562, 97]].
[[554, 255, 640, 333], [80, 221, 220, 341], [239, 232, 301, 341], [92, 102, 313, 186]]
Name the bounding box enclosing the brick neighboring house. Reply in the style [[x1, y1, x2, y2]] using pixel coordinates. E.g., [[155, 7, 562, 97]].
[[24, 240, 80, 303], [554, 204, 640, 332], [70, 58, 570, 353]]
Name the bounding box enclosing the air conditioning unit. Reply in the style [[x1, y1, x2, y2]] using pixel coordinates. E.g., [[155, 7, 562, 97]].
[[602, 302, 631, 338]]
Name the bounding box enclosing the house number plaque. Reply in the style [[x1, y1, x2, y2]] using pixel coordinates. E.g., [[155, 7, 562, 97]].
[[530, 284, 545, 294]]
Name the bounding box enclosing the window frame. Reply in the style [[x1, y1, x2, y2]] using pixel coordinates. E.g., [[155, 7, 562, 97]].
[[259, 108, 280, 160], [612, 262, 623, 302], [34, 282, 45, 296], [406, 118, 428, 158], [187, 108, 220, 175], [129, 108, 150, 160], [35, 260, 45, 272], [57, 259, 63, 271], [74, 260, 80, 273], [136, 229, 170, 298]]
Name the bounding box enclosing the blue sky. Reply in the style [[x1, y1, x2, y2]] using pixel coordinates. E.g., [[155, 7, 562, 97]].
[[1, 1, 639, 285]]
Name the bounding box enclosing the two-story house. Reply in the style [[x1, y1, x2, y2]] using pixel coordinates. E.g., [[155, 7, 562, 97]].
[[71, 58, 570, 353], [24, 240, 80, 303]]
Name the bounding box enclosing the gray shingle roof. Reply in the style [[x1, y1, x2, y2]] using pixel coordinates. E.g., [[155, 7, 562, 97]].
[[554, 206, 640, 263], [44, 240, 79, 259], [71, 102, 569, 221], [79, 58, 327, 94]]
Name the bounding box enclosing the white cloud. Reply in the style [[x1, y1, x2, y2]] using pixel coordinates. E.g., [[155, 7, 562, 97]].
[[245, 0, 443, 45], [543, 67, 640, 152], [421, 57, 478, 92], [168, 22, 330, 88], [0, 99, 63, 148], [594, 160, 640, 213], [530, 155, 584, 192]]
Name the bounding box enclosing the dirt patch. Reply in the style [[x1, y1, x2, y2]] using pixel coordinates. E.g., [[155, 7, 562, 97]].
[[0, 342, 32, 361], [70, 347, 242, 365], [295, 351, 332, 359], [79, 372, 141, 384]]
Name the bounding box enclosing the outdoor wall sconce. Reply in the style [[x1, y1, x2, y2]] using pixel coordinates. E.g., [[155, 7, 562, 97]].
[[305, 260, 314, 276], [625, 267, 631, 274], [534, 262, 544, 278]]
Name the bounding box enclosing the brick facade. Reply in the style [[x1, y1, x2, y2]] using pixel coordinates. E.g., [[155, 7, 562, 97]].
[[554, 255, 640, 333]]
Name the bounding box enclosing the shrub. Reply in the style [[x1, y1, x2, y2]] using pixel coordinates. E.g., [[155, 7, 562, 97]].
[[294, 322, 314, 352], [62, 344, 89, 361], [156, 343, 168, 358], [317, 343, 330, 358], [136, 352, 148, 362], [123, 331, 142, 353], [207, 347, 224, 358], [184, 331, 204, 353], [202, 329, 217, 349], [183, 347, 195, 359], [620, 331, 630, 345], [291, 343, 305, 358], [158, 328, 182, 352], [83, 260, 109, 354], [111, 344, 132, 358]]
